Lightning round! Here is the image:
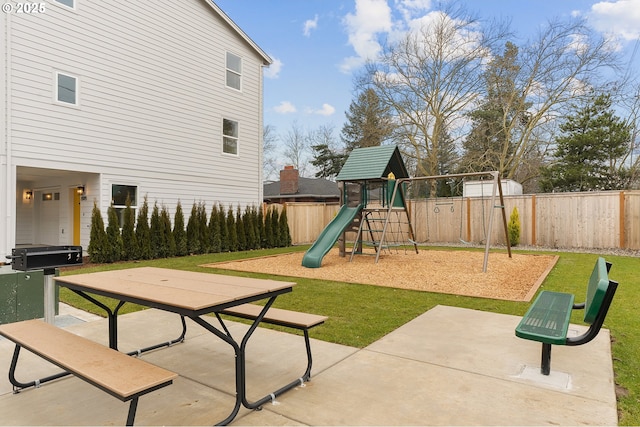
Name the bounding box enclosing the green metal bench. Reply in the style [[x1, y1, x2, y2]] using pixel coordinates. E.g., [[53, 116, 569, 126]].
[[515, 257, 618, 375]]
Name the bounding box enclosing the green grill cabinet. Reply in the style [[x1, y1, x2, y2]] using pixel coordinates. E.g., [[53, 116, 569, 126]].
[[0, 266, 59, 324]]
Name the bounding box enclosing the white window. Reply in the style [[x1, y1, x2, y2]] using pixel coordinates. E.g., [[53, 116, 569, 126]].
[[54, 0, 74, 8], [56, 72, 78, 105], [223, 119, 239, 155], [226, 52, 242, 90], [111, 185, 138, 226]]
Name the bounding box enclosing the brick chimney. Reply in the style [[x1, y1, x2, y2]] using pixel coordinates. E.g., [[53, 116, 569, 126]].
[[280, 165, 299, 195]]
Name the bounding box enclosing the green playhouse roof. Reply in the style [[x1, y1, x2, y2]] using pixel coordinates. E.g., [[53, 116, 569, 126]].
[[336, 145, 409, 181]]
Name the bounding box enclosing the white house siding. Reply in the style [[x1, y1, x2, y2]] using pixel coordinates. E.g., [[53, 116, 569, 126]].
[[2, 0, 269, 257]]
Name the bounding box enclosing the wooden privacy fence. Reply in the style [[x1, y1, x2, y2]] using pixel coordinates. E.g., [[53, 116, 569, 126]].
[[270, 190, 640, 251]]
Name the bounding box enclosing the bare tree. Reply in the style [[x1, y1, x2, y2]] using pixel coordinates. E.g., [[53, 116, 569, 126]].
[[361, 6, 509, 194], [282, 121, 311, 176], [262, 124, 279, 181]]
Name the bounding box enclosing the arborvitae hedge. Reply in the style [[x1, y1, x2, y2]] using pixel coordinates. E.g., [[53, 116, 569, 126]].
[[88, 201, 108, 263], [88, 201, 291, 263], [135, 196, 151, 260], [173, 201, 187, 257], [106, 205, 123, 263], [121, 195, 137, 261]]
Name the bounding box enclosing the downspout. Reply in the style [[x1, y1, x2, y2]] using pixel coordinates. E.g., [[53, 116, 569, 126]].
[[2, 11, 13, 258]]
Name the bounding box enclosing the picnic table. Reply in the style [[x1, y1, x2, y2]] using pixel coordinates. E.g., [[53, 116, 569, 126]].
[[53, 267, 297, 425]]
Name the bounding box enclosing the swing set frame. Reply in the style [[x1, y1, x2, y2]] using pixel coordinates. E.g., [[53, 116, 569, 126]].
[[386, 170, 512, 272]]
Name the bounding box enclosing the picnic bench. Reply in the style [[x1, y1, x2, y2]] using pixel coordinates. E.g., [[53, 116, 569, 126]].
[[515, 256, 618, 375], [0, 319, 177, 426], [220, 303, 327, 408]]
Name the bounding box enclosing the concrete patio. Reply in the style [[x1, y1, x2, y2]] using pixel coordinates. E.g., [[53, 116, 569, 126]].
[[0, 304, 617, 426]]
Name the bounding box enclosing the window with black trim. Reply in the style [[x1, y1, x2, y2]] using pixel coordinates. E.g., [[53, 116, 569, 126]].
[[223, 119, 239, 155], [111, 185, 137, 225], [226, 52, 242, 90]]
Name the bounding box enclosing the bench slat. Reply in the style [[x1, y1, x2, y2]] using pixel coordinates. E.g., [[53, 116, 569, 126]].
[[222, 304, 327, 329], [515, 291, 574, 345], [0, 319, 177, 401]]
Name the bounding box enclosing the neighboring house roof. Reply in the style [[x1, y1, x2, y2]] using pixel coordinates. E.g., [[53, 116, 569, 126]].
[[207, 1, 272, 65], [264, 177, 340, 200], [336, 145, 409, 181]]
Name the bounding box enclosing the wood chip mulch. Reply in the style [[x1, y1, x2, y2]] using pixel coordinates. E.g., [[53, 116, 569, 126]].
[[204, 248, 558, 302]]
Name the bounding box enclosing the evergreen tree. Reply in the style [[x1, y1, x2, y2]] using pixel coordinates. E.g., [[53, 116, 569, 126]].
[[341, 88, 392, 153], [135, 196, 151, 260], [197, 202, 209, 254], [208, 204, 221, 253], [87, 202, 108, 263], [310, 143, 347, 179], [258, 204, 267, 248], [540, 93, 632, 192], [279, 206, 292, 247], [186, 202, 200, 255], [259, 205, 273, 249], [227, 204, 238, 251], [161, 205, 176, 257], [173, 201, 188, 257], [121, 194, 137, 261], [269, 207, 280, 248], [219, 203, 229, 252], [244, 206, 257, 250], [149, 202, 164, 259], [105, 205, 123, 263], [236, 205, 246, 251]]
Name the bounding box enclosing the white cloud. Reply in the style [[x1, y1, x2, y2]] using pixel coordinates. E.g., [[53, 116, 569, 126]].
[[341, 0, 393, 72], [273, 101, 297, 114], [306, 103, 336, 116], [589, 0, 640, 41], [264, 56, 283, 79], [303, 15, 319, 37]]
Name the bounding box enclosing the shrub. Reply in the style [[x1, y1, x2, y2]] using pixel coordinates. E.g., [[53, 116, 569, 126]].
[[135, 196, 151, 260], [121, 194, 137, 261], [161, 205, 176, 257], [105, 205, 123, 263], [208, 203, 221, 253], [227, 204, 238, 252], [186, 202, 200, 255], [508, 206, 521, 246], [173, 201, 188, 257], [236, 205, 246, 251], [87, 201, 108, 263], [219, 203, 229, 252], [279, 206, 292, 247]]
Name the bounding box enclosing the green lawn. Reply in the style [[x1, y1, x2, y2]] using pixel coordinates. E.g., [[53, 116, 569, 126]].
[[59, 246, 640, 425]]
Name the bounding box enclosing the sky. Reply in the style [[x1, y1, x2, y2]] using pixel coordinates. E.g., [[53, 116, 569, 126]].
[[213, 0, 640, 176]]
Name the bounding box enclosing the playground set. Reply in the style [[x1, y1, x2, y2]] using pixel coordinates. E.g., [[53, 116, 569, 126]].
[[301, 145, 512, 271]]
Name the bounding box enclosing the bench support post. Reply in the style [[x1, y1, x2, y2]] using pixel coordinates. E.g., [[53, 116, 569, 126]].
[[8, 345, 71, 392], [541, 343, 551, 375]]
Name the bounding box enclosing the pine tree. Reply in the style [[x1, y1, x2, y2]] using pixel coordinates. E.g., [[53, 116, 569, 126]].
[[541, 93, 632, 192], [135, 196, 151, 260], [87, 201, 108, 263], [173, 201, 188, 257], [121, 194, 137, 261], [341, 88, 392, 153]]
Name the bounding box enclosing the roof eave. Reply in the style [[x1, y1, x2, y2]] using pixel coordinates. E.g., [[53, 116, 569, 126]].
[[206, 1, 273, 66]]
